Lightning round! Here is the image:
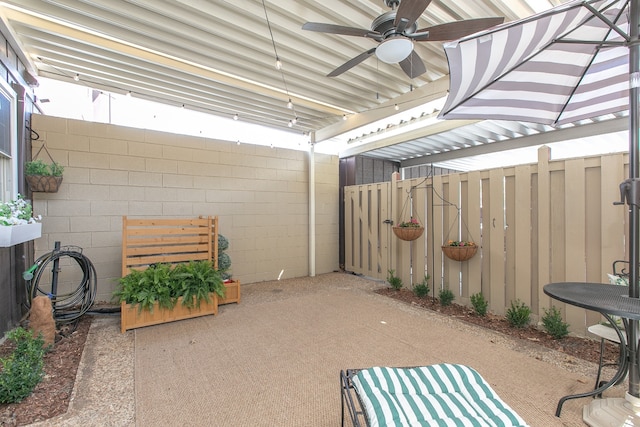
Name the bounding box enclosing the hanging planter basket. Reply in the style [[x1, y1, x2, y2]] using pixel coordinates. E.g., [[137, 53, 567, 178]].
[[393, 226, 424, 241], [442, 245, 478, 261], [26, 175, 63, 193], [25, 143, 64, 193]]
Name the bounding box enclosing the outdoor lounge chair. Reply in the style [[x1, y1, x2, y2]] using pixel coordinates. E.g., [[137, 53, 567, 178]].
[[340, 363, 528, 427]]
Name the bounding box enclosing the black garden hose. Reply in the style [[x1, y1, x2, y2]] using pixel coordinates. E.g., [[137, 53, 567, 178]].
[[24, 245, 97, 324]]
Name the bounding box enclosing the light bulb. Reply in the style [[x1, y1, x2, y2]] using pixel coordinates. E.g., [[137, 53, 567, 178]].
[[74, 74, 80, 81], [287, 99, 293, 109], [126, 91, 132, 97], [288, 120, 293, 127], [233, 114, 239, 120], [342, 114, 347, 121], [394, 104, 399, 111], [292, 117, 298, 124], [275, 57, 282, 70]]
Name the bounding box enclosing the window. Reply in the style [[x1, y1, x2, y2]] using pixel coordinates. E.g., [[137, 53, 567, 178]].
[[0, 78, 17, 201]]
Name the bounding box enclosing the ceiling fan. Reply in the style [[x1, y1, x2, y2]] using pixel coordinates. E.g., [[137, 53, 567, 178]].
[[302, 0, 504, 78]]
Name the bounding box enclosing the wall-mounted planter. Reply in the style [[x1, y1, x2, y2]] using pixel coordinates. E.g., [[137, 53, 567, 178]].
[[0, 223, 42, 247], [219, 280, 241, 305], [120, 293, 219, 333]]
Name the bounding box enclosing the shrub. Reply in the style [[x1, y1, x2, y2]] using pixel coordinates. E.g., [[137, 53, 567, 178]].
[[506, 299, 531, 328], [438, 288, 455, 306], [387, 269, 403, 290], [542, 306, 570, 339], [470, 292, 488, 316], [0, 328, 47, 403], [413, 274, 430, 298]]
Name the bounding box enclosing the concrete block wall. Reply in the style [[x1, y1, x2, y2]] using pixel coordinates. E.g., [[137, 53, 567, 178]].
[[30, 115, 339, 303]]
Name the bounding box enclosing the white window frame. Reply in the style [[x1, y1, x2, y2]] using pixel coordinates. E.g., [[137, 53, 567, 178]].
[[0, 78, 17, 202]]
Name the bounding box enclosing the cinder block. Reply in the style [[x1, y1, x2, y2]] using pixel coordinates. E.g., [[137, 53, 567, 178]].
[[91, 169, 129, 185], [145, 158, 178, 173]]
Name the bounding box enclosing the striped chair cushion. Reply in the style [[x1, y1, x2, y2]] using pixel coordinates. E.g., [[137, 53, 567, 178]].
[[351, 364, 528, 427]]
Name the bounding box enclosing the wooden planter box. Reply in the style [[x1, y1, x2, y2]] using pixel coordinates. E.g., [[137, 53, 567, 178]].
[[219, 280, 241, 305], [120, 293, 218, 333]]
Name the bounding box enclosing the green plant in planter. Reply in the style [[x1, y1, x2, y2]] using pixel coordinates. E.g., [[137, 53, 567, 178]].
[[113, 261, 224, 312], [114, 263, 175, 313], [218, 251, 232, 281], [173, 260, 225, 308], [25, 159, 64, 177]]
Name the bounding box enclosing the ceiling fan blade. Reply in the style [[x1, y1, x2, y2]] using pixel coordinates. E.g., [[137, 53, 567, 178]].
[[399, 50, 426, 79], [302, 22, 380, 39], [394, 0, 432, 28], [412, 17, 505, 41], [327, 48, 376, 77]]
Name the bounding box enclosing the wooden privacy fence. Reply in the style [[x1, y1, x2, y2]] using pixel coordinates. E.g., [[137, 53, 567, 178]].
[[344, 147, 629, 336]]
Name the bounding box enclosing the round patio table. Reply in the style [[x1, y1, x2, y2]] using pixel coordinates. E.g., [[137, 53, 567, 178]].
[[544, 282, 640, 425]]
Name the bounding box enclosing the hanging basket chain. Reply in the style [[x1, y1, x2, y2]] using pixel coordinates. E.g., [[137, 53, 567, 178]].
[[397, 185, 423, 226], [32, 143, 57, 164], [443, 209, 476, 244]]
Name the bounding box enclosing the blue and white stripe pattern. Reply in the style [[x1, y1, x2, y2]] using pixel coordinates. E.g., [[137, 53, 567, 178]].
[[351, 364, 528, 427], [439, 0, 630, 126]]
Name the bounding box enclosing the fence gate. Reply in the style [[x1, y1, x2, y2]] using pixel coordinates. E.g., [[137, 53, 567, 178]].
[[344, 182, 392, 280]]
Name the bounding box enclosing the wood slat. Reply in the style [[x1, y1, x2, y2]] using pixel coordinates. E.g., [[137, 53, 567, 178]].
[[121, 216, 217, 277]]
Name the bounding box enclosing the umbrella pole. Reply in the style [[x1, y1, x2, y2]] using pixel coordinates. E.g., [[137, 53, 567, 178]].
[[628, 0, 640, 400]]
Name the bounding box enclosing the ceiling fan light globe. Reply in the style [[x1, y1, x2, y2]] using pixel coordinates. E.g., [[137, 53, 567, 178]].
[[376, 38, 413, 64]]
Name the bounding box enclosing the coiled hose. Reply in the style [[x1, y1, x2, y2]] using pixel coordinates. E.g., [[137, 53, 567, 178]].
[[24, 244, 97, 324]]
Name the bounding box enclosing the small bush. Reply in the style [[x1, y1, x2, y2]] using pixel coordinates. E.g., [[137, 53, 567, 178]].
[[542, 306, 570, 339], [506, 299, 531, 328], [438, 288, 455, 306], [413, 274, 430, 298], [0, 328, 47, 403], [387, 269, 403, 290], [470, 292, 488, 316]]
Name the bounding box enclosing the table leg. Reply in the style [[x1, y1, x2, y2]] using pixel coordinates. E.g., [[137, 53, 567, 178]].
[[556, 315, 628, 417]]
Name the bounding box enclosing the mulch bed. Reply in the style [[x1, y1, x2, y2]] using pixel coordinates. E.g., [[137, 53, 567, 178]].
[[0, 316, 92, 426], [376, 287, 620, 366]]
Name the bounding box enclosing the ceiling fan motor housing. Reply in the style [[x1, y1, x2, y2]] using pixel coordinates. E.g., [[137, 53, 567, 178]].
[[372, 11, 417, 38]]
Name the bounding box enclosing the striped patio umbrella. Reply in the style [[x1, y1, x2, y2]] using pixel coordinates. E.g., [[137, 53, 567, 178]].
[[439, 0, 630, 125], [439, 0, 640, 421]]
